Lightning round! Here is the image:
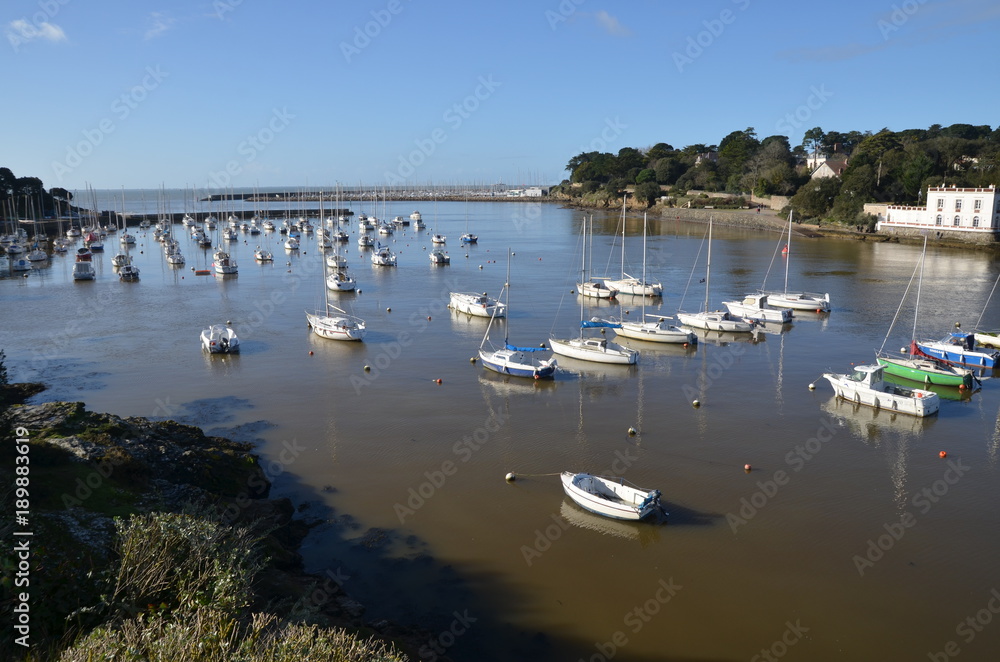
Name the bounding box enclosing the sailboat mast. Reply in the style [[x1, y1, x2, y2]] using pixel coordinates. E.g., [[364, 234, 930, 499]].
[[784, 211, 792, 295], [621, 195, 626, 277], [641, 213, 647, 317], [504, 248, 511, 345], [704, 218, 712, 312], [912, 237, 927, 342]]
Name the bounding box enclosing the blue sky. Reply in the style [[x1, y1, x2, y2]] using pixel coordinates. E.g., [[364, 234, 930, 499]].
[[3, 0, 999, 191]]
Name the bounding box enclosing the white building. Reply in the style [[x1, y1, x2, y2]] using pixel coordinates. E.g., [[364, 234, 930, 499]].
[[877, 185, 1000, 236]]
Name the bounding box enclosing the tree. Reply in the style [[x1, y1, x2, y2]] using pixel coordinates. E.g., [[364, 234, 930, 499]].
[[653, 156, 687, 186], [718, 128, 759, 190], [49, 187, 73, 201], [789, 177, 841, 221], [635, 168, 656, 184], [802, 127, 824, 153], [614, 147, 647, 177], [899, 150, 935, 201], [645, 143, 675, 161], [633, 181, 662, 207]]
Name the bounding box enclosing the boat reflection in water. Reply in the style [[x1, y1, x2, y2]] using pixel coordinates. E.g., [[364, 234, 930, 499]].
[[684, 326, 766, 347], [821, 394, 935, 508], [559, 500, 662, 547]]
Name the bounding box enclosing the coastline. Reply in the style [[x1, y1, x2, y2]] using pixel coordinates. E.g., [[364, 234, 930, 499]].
[[0, 381, 436, 661]]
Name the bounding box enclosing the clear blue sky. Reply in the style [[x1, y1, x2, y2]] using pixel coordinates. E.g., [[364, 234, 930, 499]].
[[4, 0, 999, 191]]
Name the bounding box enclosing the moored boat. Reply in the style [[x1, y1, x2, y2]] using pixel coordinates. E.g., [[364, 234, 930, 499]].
[[201, 322, 240, 354], [916, 332, 999, 369], [560, 472, 663, 521], [451, 292, 505, 318], [821, 363, 939, 417], [722, 293, 793, 324]]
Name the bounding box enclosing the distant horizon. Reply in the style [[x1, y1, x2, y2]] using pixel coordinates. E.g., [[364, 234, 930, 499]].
[[6, 0, 1000, 190]]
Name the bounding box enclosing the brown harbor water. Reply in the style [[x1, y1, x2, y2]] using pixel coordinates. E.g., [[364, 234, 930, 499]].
[[3, 201, 1000, 661]]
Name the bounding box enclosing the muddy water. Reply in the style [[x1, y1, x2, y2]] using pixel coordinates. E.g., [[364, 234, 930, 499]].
[[3, 201, 1000, 661]]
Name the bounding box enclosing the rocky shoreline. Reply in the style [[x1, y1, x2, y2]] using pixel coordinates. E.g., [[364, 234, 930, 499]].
[[0, 382, 437, 661]]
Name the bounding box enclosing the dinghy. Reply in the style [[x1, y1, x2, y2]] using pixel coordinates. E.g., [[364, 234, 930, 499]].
[[560, 472, 663, 521]]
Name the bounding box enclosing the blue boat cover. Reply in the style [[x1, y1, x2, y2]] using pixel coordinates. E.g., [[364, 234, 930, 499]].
[[505, 343, 547, 352], [581, 320, 621, 329]]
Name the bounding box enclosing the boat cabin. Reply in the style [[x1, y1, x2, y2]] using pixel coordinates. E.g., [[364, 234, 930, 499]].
[[847, 364, 885, 388]]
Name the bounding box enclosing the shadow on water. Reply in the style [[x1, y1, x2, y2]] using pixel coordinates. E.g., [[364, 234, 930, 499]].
[[281, 462, 722, 662]]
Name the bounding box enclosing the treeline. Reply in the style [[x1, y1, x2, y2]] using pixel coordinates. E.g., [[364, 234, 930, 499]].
[[553, 123, 1000, 225], [0, 166, 73, 219]]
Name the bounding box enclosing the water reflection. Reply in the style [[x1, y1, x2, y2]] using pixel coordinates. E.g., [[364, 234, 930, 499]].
[[821, 395, 932, 508], [558, 499, 662, 545]]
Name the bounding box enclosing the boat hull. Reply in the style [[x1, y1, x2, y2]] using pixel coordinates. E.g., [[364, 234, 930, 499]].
[[876, 357, 973, 388], [560, 472, 661, 521], [822, 373, 939, 417], [201, 326, 240, 353], [605, 278, 663, 297], [615, 322, 694, 344], [548, 337, 638, 364], [915, 341, 998, 369], [676, 311, 754, 333], [765, 291, 830, 312], [479, 348, 556, 379], [723, 301, 792, 324], [306, 311, 366, 341], [450, 293, 506, 318]]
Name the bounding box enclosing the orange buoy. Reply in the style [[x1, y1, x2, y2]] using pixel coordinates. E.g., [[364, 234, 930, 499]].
[[436, 378, 442, 384], [939, 451, 947, 458]]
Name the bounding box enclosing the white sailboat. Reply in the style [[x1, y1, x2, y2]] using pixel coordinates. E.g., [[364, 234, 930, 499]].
[[614, 214, 695, 344], [550, 220, 639, 365], [479, 249, 557, 379], [306, 259, 366, 341], [604, 197, 662, 296], [762, 210, 831, 312], [451, 292, 505, 318], [577, 216, 618, 299], [676, 218, 755, 333]]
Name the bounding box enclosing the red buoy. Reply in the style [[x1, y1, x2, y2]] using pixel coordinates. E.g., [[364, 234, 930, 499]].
[[744, 463, 752, 472], [939, 451, 947, 458]]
